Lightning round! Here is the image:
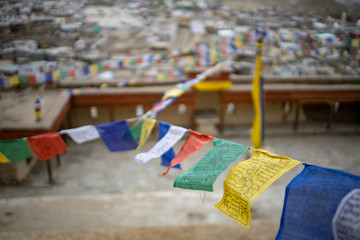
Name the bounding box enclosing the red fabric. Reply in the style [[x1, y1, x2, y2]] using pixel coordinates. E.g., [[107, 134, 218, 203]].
[[162, 130, 213, 176], [104, 63, 111, 70], [69, 69, 75, 77], [28, 75, 36, 84], [27, 133, 68, 160]]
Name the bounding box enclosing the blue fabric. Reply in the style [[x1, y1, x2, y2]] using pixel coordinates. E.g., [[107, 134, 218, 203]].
[[118, 60, 123, 68], [96, 121, 138, 152], [0, 78, 4, 87], [82, 66, 90, 75], [276, 164, 360, 240], [158, 121, 180, 169], [45, 72, 53, 82]]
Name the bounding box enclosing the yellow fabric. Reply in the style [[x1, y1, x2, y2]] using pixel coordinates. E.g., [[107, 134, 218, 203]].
[[0, 152, 10, 163], [187, 56, 195, 64], [235, 36, 243, 49], [135, 118, 156, 153], [90, 64, 98, 74], [157, 74, 165, 81], [72, 89, 81, 94], [162, 88, 185, 100], [215, 149, 301, 228], [10, 75, 20, 86], [52, 70, 60, 80], [250, 43, 263, 149], [352, 39, 359, 48], [194, 81, 232, 91]]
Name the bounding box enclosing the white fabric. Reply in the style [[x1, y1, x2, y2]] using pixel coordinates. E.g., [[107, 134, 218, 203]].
[[60, 125, 100, 144], [134, 125, 187, 165]]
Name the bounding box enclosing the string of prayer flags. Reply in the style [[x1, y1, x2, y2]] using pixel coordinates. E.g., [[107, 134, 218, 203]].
[[174, 138, 248, 192], [216, 149, 301, 228], [0, 139, 34, 164], [27, 133, 68, 160], [60, 125, 100, 144], [134, 123, 187, 165], [0, 152, 10, 163], [163, 130, 213, 176], [332, 189, 360, 240], [150, 97, 176, 117], [129, 120, 144, 143], [161, 85, 190, 100], [250, 41, 265, 149], [135, 118, 157, 152], [276, 164, 360, 239], [158, 121, 179, 169], [96, 121, 138, 151]]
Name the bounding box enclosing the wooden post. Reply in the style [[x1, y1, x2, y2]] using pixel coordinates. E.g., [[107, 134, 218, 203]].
[[327, 102, 334, 129], [293, 102, 300, 130], [56, 155, 61, 167], [46, 159, 54, 184]]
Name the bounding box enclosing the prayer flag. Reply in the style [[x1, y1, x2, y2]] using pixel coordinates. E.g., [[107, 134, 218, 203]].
[[161, 86, 188, 100], [216, 149, 300, 228], [35, 72, 46, 83], [19, 75, 28, 85], [163, 130, 213, 176], [129, 120, 144, 142], [27, 133, 68, 160], [10, 75, 20, 86], [60, 70, 68, 79], [251, 41, 264, 149], [98, 64, 104, 72], [135, 118, 156, 152], [174, 138, 248, 192], [60, 125, 100, 144], [0, 78, 4, 88], [118, 60, 123, 68], [27, 75, 36, 84], [82, 66, 90, 75], [332, 189, 360, 240], [0, 139, 33, 164], [0, 152, 10, 163], [96, 121, 138, 151], [134, 124, 187, 165], [52, 70, 60, 80], [158, 121, 179, 169], [151, 98, 175, 116], [90, 64, 98, 74], [276, 164, 360, 239]]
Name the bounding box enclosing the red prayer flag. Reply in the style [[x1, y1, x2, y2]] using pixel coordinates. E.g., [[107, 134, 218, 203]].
[[28, 75, 36, 84], [69, 69, 76, 77], [27, 133, 68, 160], [162, 129, 213, 176], [104, 63, 111, 70]]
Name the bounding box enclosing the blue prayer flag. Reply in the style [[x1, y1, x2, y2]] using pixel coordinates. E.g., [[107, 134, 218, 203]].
[[276, 164, 360, 240], [0, 78, 4, 87], [82, 66, 90, 75], [158, 121, 180, 169], [96, 121, 138, 151], [118, 60, 123, 68], [45, 72, 53, 82]]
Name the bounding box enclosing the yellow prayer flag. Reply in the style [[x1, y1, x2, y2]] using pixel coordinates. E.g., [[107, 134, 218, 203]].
[[0, 152, 10, 163], [250, 42, 263, 149], [52, 70, 60, 80], [129, 79, 136, 85], [351, 38, 359, 48], [169, 58, 176, 65], [73, 89, 81, 94], [162, 88, 185, 100], [10, 75, 20, 86], [123, 59, 131, 66], [135, 118, 156, 153], [90, 64, 98, 74], [215, 149, 301, 228], [157, 74, 165, 81], [194, 80, 232, 91]]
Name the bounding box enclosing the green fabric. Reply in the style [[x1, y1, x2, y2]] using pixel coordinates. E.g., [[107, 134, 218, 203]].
[[19, 76, 28, 85], [0, 139, 34, 164], [129, 120, 144, 143], [174, 138, 249, 192], [60, 70, 68, 79], [98, 64, 104, 72]]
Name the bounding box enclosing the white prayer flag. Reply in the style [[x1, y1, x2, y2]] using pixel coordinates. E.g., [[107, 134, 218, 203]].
[[60, 125, 100, 144], [134, 125, 187, 165]]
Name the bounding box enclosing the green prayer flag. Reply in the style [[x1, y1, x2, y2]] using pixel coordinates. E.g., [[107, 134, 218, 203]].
[[98, 64, 104, 72], [60, 70, 68, 79], [19, 76, 28, 85], [129, 120, 144, 142], [174, 138, 249, 192], [0, 139, 34, 164]]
